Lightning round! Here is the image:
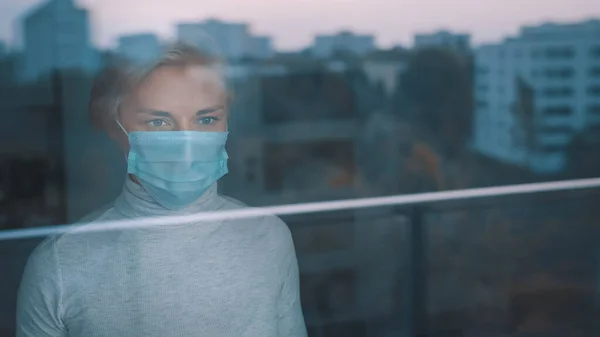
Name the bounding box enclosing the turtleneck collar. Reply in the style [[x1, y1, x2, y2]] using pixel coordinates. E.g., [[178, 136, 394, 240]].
[[114, 177, 222, 218]]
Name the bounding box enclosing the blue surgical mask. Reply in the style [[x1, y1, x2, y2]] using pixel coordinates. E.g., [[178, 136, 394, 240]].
[[117, 121, 229, 210]]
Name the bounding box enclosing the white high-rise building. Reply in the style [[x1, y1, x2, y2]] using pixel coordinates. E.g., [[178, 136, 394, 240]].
[[117, 33, 161, 64], [20, 0, 97, 82], [414, 30, 471, 52], [312, 31, 376, 59], [177, 19, 273, 60], [474, 20, 600, 173]]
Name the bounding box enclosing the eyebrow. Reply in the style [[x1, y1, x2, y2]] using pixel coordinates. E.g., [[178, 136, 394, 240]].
[[197, 105, 225, 116], [137, 106, 224, 117], [137, 109, 172, 117]]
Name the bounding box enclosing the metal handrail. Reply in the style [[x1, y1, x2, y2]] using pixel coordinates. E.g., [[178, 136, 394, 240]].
[[0, 177, 599, 241]]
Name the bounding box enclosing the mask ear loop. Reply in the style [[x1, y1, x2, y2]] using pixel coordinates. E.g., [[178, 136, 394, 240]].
[[115, 120, 129, 162], [116, 119, 128, 136]]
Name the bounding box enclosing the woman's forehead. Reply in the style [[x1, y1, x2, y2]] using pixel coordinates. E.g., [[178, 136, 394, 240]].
[[142, 65, 225, 91], [132, 65, 225, 100]]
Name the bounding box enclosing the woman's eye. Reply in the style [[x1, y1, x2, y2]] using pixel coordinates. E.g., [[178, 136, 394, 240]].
[[147, 119, 168, 127], [197, 117, 217, 125]]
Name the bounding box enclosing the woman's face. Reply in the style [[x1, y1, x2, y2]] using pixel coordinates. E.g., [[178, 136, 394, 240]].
[[118, 65, 228, 135]]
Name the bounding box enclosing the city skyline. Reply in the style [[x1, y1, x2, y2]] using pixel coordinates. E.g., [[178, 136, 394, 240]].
[[1, 0, 599, 51]]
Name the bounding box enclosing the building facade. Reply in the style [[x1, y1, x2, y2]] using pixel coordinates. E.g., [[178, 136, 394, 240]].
[[177, 19, 273, 60], [117, 33, 161, 64], [361, 48, 408, 97], [414, 30, 471, 52], [248, 36, 274, 60], [20, 0, 97, 82], [474, 20, 600, 173], [312, 31, 375, 59]]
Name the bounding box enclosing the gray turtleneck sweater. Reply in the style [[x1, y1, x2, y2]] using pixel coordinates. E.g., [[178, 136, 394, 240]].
[[16, 179, 307, 337]]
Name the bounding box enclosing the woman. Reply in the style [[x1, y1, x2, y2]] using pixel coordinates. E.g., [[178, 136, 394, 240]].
[[16, 43, 307, 337]]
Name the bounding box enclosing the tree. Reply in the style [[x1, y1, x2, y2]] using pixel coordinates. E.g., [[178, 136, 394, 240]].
[[395, 48, 473, 159]]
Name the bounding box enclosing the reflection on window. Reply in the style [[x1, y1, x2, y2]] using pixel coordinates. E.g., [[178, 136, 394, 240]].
[[261, 71, 358, 124], [263, 141, 355, 192], [286, 212, 355, 254], [300, 269, 357, 320]]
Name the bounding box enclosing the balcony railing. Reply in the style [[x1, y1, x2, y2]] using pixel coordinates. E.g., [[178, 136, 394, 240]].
[[1, 177, 600, 336]]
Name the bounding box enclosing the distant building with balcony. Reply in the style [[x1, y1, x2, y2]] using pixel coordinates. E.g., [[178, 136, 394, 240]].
[[117, 33, 161, 64], [312, 31, 376, 59], [473, 19, 600, 173], [177, 19, 273, 60], [19, 0, 98, 82], [414, 30, 471, 52], [361, 48, 409, 97]]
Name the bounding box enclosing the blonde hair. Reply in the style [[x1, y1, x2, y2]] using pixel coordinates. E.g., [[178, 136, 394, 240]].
[[88, 42, 226, 131]]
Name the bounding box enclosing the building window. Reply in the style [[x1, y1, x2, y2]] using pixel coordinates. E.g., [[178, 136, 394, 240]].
[[589, 67, 600, 78], [542, 87, 573, 98], [589, 45, 600, 58], [477, 85, 489, 93], [476, 66, 489, 75], [476, 100, 488, 109], [544, 68, 574, 79], [531, 49, 542, 59], [539, 126, 572, 134], [542, 106, 573, 116], [588, 85, 600, 96], [588, 105, 600, 115], [540, 144, 566, 153], [545, 47, 575, 60], [514, 49, 523, 58]]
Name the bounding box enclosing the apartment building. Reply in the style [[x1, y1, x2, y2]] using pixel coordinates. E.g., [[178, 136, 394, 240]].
[[474, 20, 600, 173]]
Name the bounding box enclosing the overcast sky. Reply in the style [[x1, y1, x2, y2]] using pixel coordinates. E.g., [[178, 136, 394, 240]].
[[1, 0, 599, 50]]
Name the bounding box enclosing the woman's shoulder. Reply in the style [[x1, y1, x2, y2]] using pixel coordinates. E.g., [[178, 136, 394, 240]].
[[75, 201, 121, 224], [216, 194, 249, 210], [26, 204, 128, 275], [216, 194, 291, 239]]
